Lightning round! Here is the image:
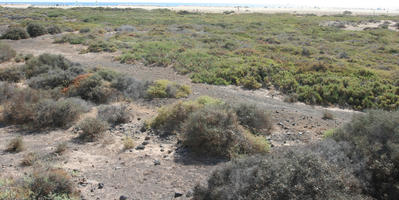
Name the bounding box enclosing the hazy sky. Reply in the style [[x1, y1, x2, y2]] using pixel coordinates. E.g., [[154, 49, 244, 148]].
[[3, 0, 399, 9]]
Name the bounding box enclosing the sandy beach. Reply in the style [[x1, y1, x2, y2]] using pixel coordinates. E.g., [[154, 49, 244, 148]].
[[1, 3, 399, 15]]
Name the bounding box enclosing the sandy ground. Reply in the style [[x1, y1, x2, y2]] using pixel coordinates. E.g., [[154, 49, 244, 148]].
[[0, 34, 360, 199], [1, 4, 399, 16]]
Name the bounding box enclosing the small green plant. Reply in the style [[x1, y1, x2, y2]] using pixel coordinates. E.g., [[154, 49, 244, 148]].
[[0, 43, 16, 63], [54, 142, 68, 154], [1, 27, 29, 40], [6, 136, 24, 153], [78, 117, 109, 141], [123, 136, 135, 150], [21, 152, 38, 166], [323, 128, 336, 138], [47, 25, 62, 35], [146, 79, 191, 99], [27, 23, 47, 37], [322, 110, 334, 120]]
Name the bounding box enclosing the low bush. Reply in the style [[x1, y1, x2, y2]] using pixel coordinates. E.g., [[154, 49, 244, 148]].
[[54, 33, 87, 44], [182, 105, 269, 158], [0, 81, 17, 103], [111, 75, 148, 99], [1, 27, 29, 40], [0, 67, 23, 82], [194, 144, 368, 200], [67, 74, 114, 104], [146, 79, 191, 99], [78, 117, 109, 141], [47, 25, 62, 35], [97, 104, 131, 126], [28, 69, 76, 89], [87, 40, 117, 53], [5, 136, 24, 153], [94, 68, 121, 82], [79, 28, 90, 33], [332, 110, 399, 199], [33, 98, 87, 129], [22, 54, 74, 79], [27, 23, 47, 37], [233, 102, 272, 135], [149, 96, 222, 134], [322, 110, 334, 120], [21, 152, 38, 166], [0, 43, 16, 63], [28, 168, 76, 199], [123, 136, 135, 150], [54, 142, 68, 154]]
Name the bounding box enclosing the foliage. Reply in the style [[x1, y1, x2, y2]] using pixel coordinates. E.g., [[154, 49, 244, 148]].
[[0, 43, 16, 63], [78, 117, 109, 141], [0, 67, 22, 82], [123, 136, 135, 150], [111, 75, 148, 99], [47, 25, 62, 35], [332, 110, 399, 199], [5, 136, 24, 153], [182, 104, 269, 158], [27, 23, 47, 37], [146, 79, 191, 99], [97, 104, 131, 125], [1, 27, 29, 40], [232, 102, 272, 135], [149, 96, 222, 134], [21, 152, 38, 166]]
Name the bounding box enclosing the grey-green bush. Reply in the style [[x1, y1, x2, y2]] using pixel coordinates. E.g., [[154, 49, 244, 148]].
[[78, 117, 109, 141], [111, 75, 148, 99], [0, 42, 16, 63], [0, 67, 23, 82], [233, 102, 272, 135], [97, 104, 131, 125], [27, 23, 47, 37], [1, 27, 29, 40]]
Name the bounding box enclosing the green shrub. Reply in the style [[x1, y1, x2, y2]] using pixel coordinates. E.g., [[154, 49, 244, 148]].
[[0, 43, 16, 63], [332, 110, 399, 199], [111, 75, 148, 99], [6, 136, 24, 153], [123, 136, 135, 150], [94, 68, 121, 82], [21, 152, 38, 166], [54, 34, 87, 44], [97, 104, 131, 126], [47, 25, 62, 35], [1, 27, 29, 40], [233, 102, 272, 135], [33, 98, 87, 129], [182, 105, 269, 158], [0, 81, 17, 104], [78, 117, 109, 141], [0, 67, 23, 82], [194, 144, 368, 200], [67, 74, 114, 104], [150, 96, 222, 134], [79, 28, 90, 33], [29, 168, 76, 199], [27, 23, 47, 37], [87, 40, 117, 53], [28, 69, 75, 89], [146, 79, 191, 99], [22, 54, 73, 78]]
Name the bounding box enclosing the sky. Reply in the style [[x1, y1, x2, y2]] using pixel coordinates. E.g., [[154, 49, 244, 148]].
[[1, 0, 398, 9]]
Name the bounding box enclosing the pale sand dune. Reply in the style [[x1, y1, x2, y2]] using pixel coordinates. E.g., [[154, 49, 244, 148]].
[[1, 3, 399, 16]]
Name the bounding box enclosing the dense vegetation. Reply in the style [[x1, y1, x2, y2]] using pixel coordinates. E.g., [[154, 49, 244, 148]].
[[195, 110, 399, 200], [1, 7, 398, 110]]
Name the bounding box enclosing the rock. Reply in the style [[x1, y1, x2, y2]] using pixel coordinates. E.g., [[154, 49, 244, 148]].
[[136, 145, 145, 150], [160, 149, 164, 152], [174, 192, 183, 198], [137, 118, 141, 121], [144, 136, 150, 140], [186, 190, 193, 197], [98, 183, 104, 189], [140, 126, 146, 133], [120, 195, 128, 200], [154, 160, 161, 166], [142, 141, 149, 145]]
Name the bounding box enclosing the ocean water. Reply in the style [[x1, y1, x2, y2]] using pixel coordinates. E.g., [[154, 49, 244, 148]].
[[0, 2, 277, 8]]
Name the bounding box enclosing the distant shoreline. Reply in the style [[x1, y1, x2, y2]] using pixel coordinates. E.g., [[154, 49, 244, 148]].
[[1, 3, 399, 16]]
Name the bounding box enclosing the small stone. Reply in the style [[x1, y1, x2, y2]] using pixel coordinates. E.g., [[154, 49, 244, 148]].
[[154, 160, 161, 166], [136, 145, 145, 150], [174, 192, 183, 198], [137, 118, 141, 121], [140, 126, 146, 133], [160, 149, 164, 152], [142, 141, 149, 146], [120, 195, 128, 200], [98, 183, 104, 189], [144, 136, 150, 140], [186, 190, 193, 197]]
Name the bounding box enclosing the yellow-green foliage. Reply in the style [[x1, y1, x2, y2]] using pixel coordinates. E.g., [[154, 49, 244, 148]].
[[146, 79, 191, 99], [149, 96, 222, 134], [323, 128, 336, 138], [123, 136, 135, 150]]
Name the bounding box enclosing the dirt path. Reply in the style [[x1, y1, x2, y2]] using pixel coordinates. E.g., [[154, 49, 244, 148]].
[[1, 35, 359, 199]]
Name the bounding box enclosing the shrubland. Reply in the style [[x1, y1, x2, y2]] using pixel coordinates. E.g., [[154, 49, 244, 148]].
[[195, 110, 399, 200], [3, 7, 396, 110]]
